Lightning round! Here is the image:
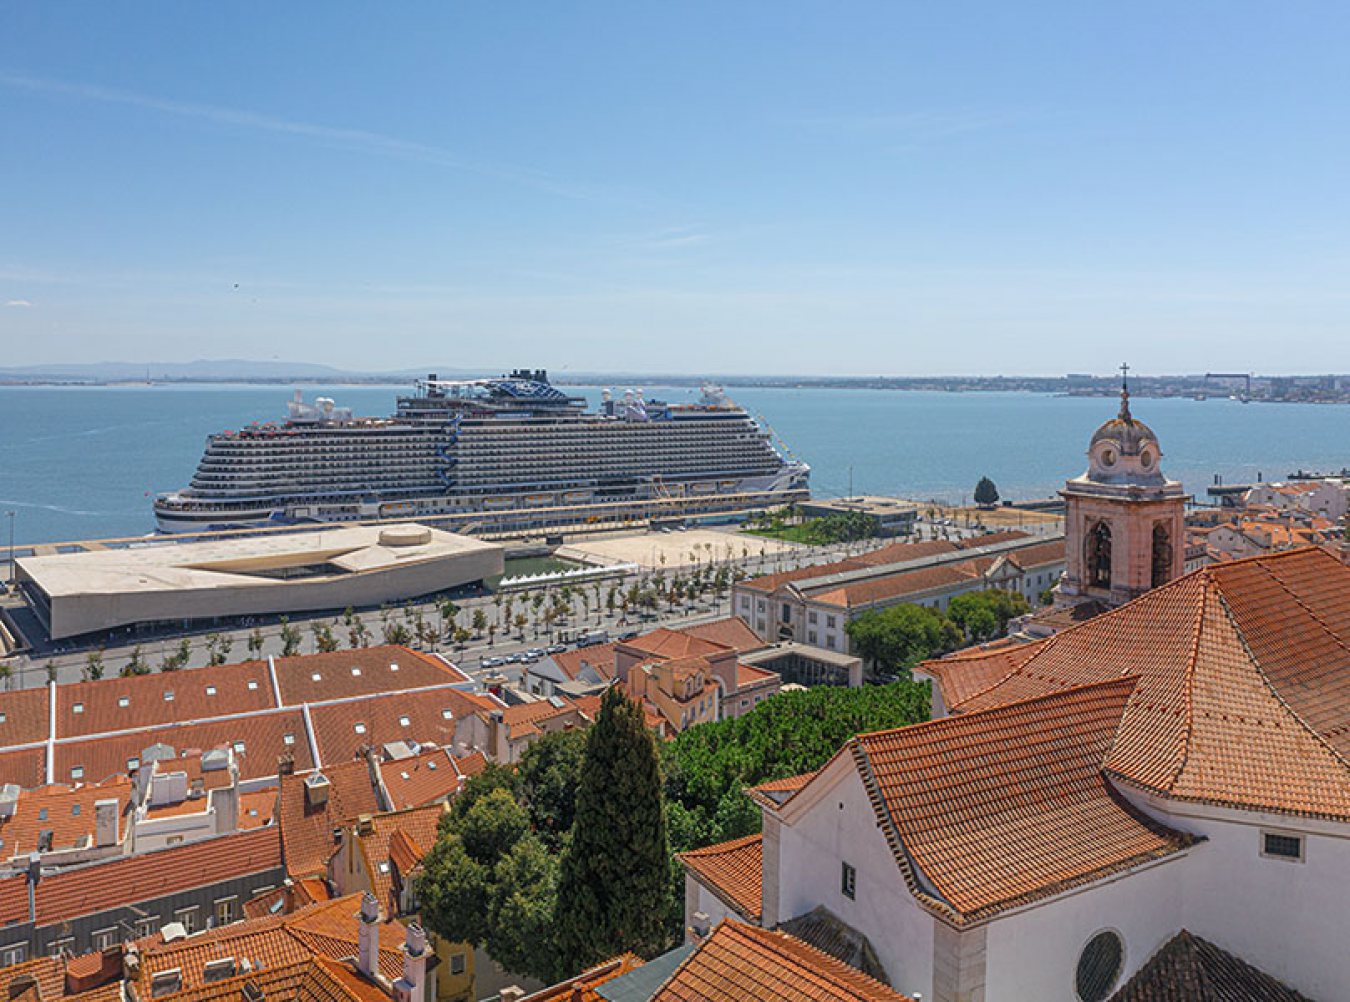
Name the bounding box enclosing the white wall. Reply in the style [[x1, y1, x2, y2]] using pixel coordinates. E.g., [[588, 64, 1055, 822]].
[[983, 854, 1187, 1002], [683, 873, 742, 932], [777, 764, 936, 998], [1117, 788, 1350, 1000]]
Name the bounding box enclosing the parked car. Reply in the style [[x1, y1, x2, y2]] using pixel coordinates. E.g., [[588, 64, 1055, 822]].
[[546, 644, 567, 655]]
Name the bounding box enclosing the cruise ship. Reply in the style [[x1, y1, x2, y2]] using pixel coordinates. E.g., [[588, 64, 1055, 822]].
[[153, 370, 810, 533]]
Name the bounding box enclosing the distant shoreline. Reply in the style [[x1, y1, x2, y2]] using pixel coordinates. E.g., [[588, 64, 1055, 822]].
[[4, 376, 1350, 404]]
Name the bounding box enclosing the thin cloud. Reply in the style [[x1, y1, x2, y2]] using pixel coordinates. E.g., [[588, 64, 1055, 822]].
[[5, 299, 32, 308], [0, 71, 610, 202], [637, 226, 711, 250]]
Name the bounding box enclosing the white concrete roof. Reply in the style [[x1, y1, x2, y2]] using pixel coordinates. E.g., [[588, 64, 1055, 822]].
[[19, 524, 500, 598]]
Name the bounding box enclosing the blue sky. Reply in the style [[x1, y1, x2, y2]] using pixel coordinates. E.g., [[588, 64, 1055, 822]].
[[3, 3, 1349, 376]]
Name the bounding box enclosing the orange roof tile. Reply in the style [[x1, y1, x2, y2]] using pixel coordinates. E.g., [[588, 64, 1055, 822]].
[[652, 920, 913, 1001], [927, 547, 1350, 821], [619, 629, 729, 661], [453, 750, 486, 779], [522, 954, 646, 1002], [678, 834, 762, 921], [271, 647, 464, 705], [0, 777, 133, 856], [33, 826, 281, 925], [0, 689, 51, 747], [307, 686, 491, 767], [278, 759, 381, 879], [549, 643, 618, 682], [378, 749, 461, 811], [680, 617, 766, 653], [853, 539, 967, 566], [57, 660, 276, 739], [0, 955, 65, 1002], [850, 679, 1193, 924], [54, 709, 314, 786], [355, 805, 443, 915], [0, 747, 46, 790], [735, 663, 778, 689], [0, 873, 29, 925]]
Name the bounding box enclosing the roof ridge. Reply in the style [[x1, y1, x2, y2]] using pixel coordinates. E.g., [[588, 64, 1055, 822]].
[[1163, 570, 1213, 793], [677, 832, 762, 858], [723, 920, 904, 999], [1215, 580, 1350, 777], [857, 675, 1140, 745]]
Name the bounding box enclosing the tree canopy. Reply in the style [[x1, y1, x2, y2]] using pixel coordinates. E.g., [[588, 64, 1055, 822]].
[[947, 588, 1029, 642], [845, 603, 963, 673], [555, 685, 672, 969], [974, 476, 1000, 507]]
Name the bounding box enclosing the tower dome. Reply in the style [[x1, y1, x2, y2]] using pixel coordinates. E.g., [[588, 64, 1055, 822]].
[[1083, 376, 1166, 487]]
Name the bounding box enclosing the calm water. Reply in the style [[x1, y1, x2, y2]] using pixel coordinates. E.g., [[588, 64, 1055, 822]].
[[1, 382, 1346, 546]]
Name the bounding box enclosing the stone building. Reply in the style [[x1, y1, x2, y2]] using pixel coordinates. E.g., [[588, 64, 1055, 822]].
[[1056, 375, 1187, 609]]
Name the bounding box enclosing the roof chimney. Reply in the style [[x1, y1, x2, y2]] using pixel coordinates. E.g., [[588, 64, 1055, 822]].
[[356, 893, 380, 980], [689, 911, 711, 941], [304, 772, 330, 808], [393, 924, 429, 1002]]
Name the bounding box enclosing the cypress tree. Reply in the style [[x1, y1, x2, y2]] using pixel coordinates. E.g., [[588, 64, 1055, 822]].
[[555, 684, 671, 972]]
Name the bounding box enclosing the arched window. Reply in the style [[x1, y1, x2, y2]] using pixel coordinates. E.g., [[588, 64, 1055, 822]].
[[1087, 521, 1112, 590], [1152, 523, 1172, 588]]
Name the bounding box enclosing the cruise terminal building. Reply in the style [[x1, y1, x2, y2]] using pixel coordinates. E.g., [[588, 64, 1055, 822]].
[[16, 523, 504, 640]]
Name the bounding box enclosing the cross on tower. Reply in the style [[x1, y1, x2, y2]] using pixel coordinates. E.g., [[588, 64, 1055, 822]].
[[1118, 362, 1132, 419], [1120, 362, 1130, 389]]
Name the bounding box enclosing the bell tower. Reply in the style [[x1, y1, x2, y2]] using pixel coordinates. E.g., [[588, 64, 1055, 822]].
[[1057, 365, 1188, 608]]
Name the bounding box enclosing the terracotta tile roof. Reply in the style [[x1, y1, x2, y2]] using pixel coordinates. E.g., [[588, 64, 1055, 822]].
[[134, 895, 404, 996], [680, 617, 766, 653], [378, 749, 461, 811], [738, 559, 874, 594], [549, 643, 618, 682], [850, 679, 1194, 924], [652, 920, 914, 1001], [54, 709, 314, 786], [57, 660, 276, 739], [0, 689, 51, 747], [271, 647, 463, 705], [522, 954, 646, 1002], [0, 873, 29, 925], [307, 686, 491, 767], [677, 834, 762, 922], [238, 788, 280, 829], [355, 805, 443, 915], [922, 642, 1042, 708], [734, 663, 778, 691], [927, 547, 1350, 821], [0, 956, 65, 1002], [811, 562, 986, 609], [491, 698, 584, 742], [619, 629, 730, 661], [278, 760, 381, 880], [454, 750, 486, 779], [0, 777, 133, 856], [1109, 929, 1312, 1001], [0, 748, 46, 790], [33, 826, 281, 925], [853, 539, 966, 566]]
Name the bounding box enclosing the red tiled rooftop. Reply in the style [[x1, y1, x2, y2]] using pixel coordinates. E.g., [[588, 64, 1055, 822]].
[[848, 679, 1193, 924], [0, 778, 133, 856], [680, 617, 766, 653], [549, 642, 618, 682], [278, 759, 381, 880], [0, 689, 52, 747], [307, 686, 489, 767], [925, 547, 1350, 821], [54, 708, 314, 786], [619, 629, 729, 661], [356, 804, 443, 915], [271, 646, 464, 705], [653, 920, 914, 1001], [522, 955, 646, 1002], [378, 748, 461, 811], [33, 825, 281, 925], [678, 834, 763, 922]]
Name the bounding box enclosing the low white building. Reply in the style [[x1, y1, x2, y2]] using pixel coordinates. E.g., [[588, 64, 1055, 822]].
[[1245, 478, 1349, 521], [16, 523, 503, 640], [683, 547, 1348, 1001]]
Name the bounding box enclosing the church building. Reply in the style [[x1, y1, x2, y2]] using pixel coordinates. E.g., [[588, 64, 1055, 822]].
[[1056, 369, 1187, 609]]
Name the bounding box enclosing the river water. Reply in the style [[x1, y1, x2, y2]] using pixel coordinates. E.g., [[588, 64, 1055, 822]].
[[0, 383, 1344, 545]]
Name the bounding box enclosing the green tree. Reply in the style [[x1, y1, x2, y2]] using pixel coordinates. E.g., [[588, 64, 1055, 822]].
[[555, 685, 672, 971], [947, 589, 1030, 642], [845, 603, 962, 673], [974, 476, 1000, 508], [486, 834, 559, 981], [471, 609, 488, 636], [516, 728, 587, 851], [44, 660, 58, 684], [279, 616, 302, 657], [247, 627, 265, 658], [418, 834, 490, 946], [122, 645, 149, 677], [84, 647, 105, 681]]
